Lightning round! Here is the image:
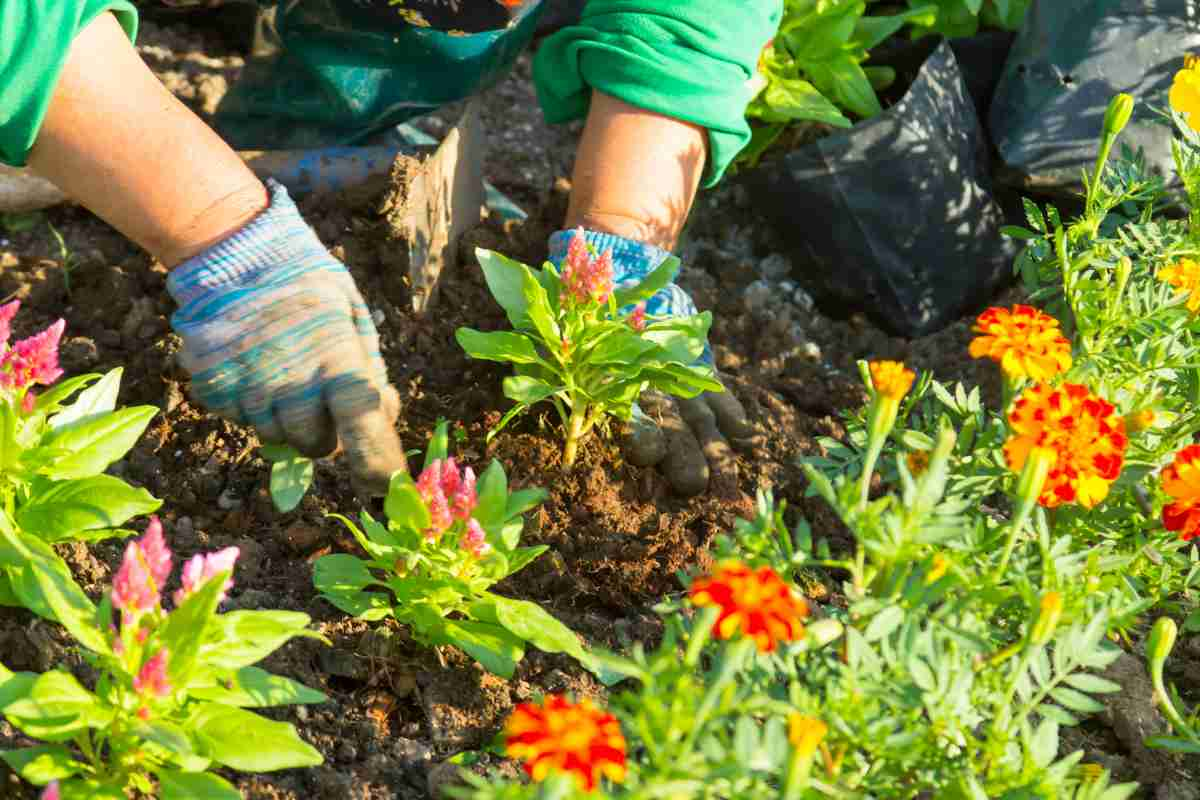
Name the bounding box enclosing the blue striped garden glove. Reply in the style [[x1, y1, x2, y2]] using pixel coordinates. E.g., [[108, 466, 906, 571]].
[[167, 180, 407, 494], [548, 228, 753, 498]]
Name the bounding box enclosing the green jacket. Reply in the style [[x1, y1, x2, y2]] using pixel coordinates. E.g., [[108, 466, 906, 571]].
[[0, 1, 779, 186]]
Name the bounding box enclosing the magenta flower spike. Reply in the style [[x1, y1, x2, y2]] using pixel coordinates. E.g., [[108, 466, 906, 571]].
[[417, 459, 442, 500], [0, 300, 19, 349], [451, 466, 477, 520], [425, 490, 452, 541], [40, 781, 60, 800], [439, 457, 462, 498], [173, 547, 240, 606], [592, 249, 615, 305], [629, 302, 647, 332], [0, 319, 64, 390], [463, 519, 491, 558], [140, 517, 172, 591], [133, 648, 172, 698], [112, 545, 160, 621]]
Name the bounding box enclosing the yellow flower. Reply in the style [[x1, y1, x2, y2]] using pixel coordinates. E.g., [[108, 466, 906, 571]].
[[1004, 383, 1127, 509], [1125, 408, 1156, 433], [1031, 591, 1063, 644], [868, 360, 915, 401], [504, 696, 626, 791], [788, 714, 828, 760], [1158, 258, 1200, 313], [1171, 56, 1200, 131], [925, 554, 950, 585], [968, 305, 1072, 381]]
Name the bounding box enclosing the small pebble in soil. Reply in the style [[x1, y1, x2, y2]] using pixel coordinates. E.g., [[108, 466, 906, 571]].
[[216, 487, 242, 511], [393, 737, 433, 767], [174, 516, 193, 538], [283, 520, 325, 555], [336, 741, 358, 762]]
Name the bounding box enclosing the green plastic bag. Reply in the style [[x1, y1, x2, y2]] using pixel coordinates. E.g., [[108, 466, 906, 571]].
[[213, 0, 545, 149]]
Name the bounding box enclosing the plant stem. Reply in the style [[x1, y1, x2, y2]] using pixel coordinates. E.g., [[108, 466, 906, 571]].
[[562, 405, 587, 468], [858, 437, 885, 512], [993, 490, 1038, 583]]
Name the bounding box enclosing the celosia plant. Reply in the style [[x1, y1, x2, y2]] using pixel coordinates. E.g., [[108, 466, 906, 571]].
[[314, 421, 591, 679], [456, 230, 721, 467], [0, 517, 326, 799], [0, 301, 160, 618]]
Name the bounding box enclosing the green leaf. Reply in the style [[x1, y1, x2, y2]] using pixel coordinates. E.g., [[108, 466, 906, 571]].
[[3, 671, 112, 742], [16, 476, 160, 541], [478, 595, 585, 662], [269, 452, 313, 513], [439, 619, 525, 678], [1062, 673, 1122, 694], [1048, 686, 1106, 714], [189, 666, 327, 707], [40, 406, 158, 479], [807, 57, 882, 119], [477, 248, 535, 329], [423, 419, 450, 470], [1030, 719, 1058, 768], [384, 473, 432, 531], [585, 331, 657, 366], [456, 328, 543, 365], [474, 460, 509, 532], [643, 313, 712, 364], [613, 256, 681, 309], [15, 544, 107, 654], [761, 78, 852, 127], [49, 367, 123, 431], [505, 489, 546, 522], [187, 702, 324, 771], [34, 374, 99, 415], [503, 546, 548, 577], [159, 573, 229, 689], [521, 268, 561, 344], [863, 606, 905, 642], [313, 554, 380, 594], [1037, 703, 1079, 726], [199, 610, 326, 671], [156, 769, 241, 800], [0, 401, 16, 471], [0, 744, 84, 784], [131, 719, 199, 761], [503, 376, 558, 406]]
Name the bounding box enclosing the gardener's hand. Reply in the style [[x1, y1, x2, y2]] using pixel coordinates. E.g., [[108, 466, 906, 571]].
[[167, 181, 407, 495], [548, 230, 755, 497]]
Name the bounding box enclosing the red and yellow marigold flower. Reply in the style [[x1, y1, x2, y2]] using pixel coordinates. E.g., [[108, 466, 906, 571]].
[[689, 562, 808, 652], [504, 695, 626, 791], [1170, 54, 1200, 132], [1004, 383, 1127, 509], [968, 305, 1072, 381], [1158, 258, 1200, 313], [1162, 445, 1200, 541]]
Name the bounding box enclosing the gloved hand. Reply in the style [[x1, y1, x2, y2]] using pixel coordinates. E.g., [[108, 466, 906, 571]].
[[167, 180, 407, 495], [548, 229, 755, 497]]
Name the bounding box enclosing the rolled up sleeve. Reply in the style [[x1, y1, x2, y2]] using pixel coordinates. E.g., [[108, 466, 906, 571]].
[[531, 0, 781, 187], [0, 2, 138, 166]]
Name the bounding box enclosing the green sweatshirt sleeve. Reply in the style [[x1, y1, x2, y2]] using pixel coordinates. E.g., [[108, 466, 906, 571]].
[[531, 0, 781, 188], [0, 2, 138, 167]]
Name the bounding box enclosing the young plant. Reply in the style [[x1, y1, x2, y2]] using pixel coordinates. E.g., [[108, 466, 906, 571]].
[[0, 517, 326, 799], [456, 231, 721, 467], [314, 421, 589, 679], [0, 301, 161, 614]]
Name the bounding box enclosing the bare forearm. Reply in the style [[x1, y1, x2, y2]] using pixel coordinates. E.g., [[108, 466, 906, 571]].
[[566, 91, 707, 251], [26, 12, 266, 268]]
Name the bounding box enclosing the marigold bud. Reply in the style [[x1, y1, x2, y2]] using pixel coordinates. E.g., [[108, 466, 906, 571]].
[[1147, 617, 1178, 666], [787, 714, 828, 760], [1103, 93, 1135, 138], [1030, 591, 1063, 644]]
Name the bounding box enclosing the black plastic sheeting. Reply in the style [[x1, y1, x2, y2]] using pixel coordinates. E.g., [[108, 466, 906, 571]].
[[741, 42, 1014, 337], [990, 0, 1200, 191]]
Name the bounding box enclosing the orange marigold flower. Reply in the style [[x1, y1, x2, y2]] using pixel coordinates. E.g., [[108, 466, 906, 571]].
[[1158, 259, 1200, 313], [1004, 383, 1127, 509], [968, 305, 1072, 381], [504, 695, 627, 791], [906, 449, 930, 477], [690, 562, 808, 652], [869, 360, 915, 401], [788, 714, 828, 760], [1162, 444, 1200, 541]]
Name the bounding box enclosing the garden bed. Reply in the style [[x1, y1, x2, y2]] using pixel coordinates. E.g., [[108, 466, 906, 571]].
[[0, 15, 1197, 800]]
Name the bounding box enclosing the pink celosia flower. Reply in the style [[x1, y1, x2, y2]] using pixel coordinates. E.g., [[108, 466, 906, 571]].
[[628, 303, 647, 332], [425, 491, 452, 541], [173, 547, 239, 606], [40, 781, 59, 800], [463, 519, 491, 558], [112, 520, 174, 621], [560, 228, 614, 306], [0, 319, 64, 390], [452, 467, 477, 520], [0, 300, 19, 348], [439, 457, 461, 499], [20, 391, 35, 414], [133, 649, 171, 698]]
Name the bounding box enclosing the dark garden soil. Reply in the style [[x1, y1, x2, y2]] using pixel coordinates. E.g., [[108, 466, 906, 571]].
[[0, 13, 1195, 800]]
